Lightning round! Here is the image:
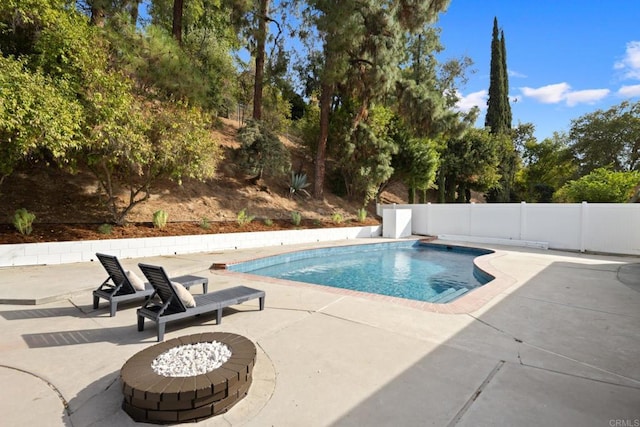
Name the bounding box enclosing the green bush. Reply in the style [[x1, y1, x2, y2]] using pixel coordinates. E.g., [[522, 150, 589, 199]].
[[13, 208, 36, 236], [97, 223, 113, 235], [357, 208, 367, 223], [291, 211, 302, 226], [153, 210, 168, 229], [331, 213, 343, 224], [237, 209, 255, 226], [199, 217, 211, 230], [263, 218, 273, 226], [554, 168, 640, 202]]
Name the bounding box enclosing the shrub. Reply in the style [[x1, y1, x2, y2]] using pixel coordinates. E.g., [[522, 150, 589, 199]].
[[153, 210, 168, 229], [236, 119, 290, 179], [331, 213, 343, 224], [291, 211, 302, 226], [13, 208, 35, 235], [97, 223, 113, 235], [263, 218, 273, 226], [357, 208, 367, 223], [199, 217, 211, 230], [237, 208, 255, 226]]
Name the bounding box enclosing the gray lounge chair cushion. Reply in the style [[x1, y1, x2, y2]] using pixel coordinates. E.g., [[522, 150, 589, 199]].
[[126, 270, 146, 291], [172, 281, 196, 307]]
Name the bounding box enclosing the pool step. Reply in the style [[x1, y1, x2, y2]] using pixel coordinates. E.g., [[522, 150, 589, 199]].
[[432, 287, 469, 303]]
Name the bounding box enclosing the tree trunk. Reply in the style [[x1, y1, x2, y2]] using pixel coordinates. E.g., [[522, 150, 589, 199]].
[[90, 5, 105, 27], [252, 0, 270, 120], [172, 0, 184, 44], [130, 0, 140, 25], [314, 79, 332, 199], [437, 169, 445, 203]]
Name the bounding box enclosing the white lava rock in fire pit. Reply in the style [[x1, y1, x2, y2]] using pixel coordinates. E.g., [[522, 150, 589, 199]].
[[151, 341, 232, 377]]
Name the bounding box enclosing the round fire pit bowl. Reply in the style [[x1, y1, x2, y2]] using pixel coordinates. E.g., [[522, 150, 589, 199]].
[[121, 332, 256, 424]]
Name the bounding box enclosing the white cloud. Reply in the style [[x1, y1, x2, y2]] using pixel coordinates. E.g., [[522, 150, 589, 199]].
[[508, 69, 527, 78], [455, 90, 487, 112], [618, 84, 640, 97], [520, 83, 571, 104], [520, 83, 609, 106], [565, 89, 610, 106], [614, 41, 640, 80]]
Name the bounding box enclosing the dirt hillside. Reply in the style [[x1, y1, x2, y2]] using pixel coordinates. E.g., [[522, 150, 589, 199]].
[[0, 118, 407, 243]]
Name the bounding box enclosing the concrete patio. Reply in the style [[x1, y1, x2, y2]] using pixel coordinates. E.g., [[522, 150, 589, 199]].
[[0, 238, 639, 426]]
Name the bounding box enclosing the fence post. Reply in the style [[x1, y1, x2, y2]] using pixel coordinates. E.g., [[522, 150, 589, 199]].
[[520, 201, 526, 240], [580, 201, 588, 252]]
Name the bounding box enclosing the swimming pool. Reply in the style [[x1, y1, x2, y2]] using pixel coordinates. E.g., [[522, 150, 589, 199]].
[[228, 241, 494, 303]]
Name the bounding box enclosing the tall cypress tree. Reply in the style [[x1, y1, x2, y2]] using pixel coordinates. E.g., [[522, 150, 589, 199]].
[[500, 30, 512, 129], [485, 17, 511, 134], [485, 17, 516, 202]]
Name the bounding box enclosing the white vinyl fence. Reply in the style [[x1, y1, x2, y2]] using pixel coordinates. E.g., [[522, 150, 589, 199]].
[[377, 202, 640, 256]]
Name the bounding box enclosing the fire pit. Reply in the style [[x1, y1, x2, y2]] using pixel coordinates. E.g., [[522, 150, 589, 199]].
[[121, 332, 256, 424]]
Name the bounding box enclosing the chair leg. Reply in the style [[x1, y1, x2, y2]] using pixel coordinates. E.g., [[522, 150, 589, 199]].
[[137, 315, 145, 332], [157, 324, 165, 342], [216, 308, 222, 325], [110, 302, 117, 317], [259, 296, 265, 311], [202, 281, 208, 294], [93, 295, 100, 309]]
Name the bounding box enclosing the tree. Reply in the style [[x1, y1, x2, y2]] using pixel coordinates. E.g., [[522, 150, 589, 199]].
[[172, 0, 184, 43], [252, 0, 270, 120], [303, 0, 451, 199], [483, 17, 517, 202], [0, 56, 83, 186], [517, 132, 577, 202], [568, 100, 640, 175], [554, 168, 640, 203], [485, 17, 511, 134], [334, 105, 399, 203], [438, 127, 501, 203]]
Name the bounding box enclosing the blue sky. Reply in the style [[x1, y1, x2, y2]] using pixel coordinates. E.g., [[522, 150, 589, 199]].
[[436, 0, 640, 140]]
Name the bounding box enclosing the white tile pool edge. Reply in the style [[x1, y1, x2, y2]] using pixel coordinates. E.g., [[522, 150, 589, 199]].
[[0, 225, 382, 267]]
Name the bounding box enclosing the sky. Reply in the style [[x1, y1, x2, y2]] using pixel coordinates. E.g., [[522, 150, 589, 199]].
[[435, 0, 640, 140]]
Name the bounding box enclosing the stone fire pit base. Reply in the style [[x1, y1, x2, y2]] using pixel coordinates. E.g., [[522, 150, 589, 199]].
[[121, 332, 256, 424]]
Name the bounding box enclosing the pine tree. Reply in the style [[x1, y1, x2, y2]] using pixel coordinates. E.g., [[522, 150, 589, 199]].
[[485, 17, 511, 134]]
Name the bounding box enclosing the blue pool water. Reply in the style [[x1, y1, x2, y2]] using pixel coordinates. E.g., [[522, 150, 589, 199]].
[[229, 241, 494, 303]]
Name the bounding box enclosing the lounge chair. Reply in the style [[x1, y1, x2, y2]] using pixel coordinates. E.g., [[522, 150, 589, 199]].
[[137, 263, 266, 341], [92, 253, 209, 317]]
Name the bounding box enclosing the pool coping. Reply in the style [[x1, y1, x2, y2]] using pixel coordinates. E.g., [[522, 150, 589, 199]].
[[212, 239, 517, 315]]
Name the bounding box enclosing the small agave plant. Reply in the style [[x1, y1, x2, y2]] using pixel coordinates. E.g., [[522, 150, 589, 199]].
[[289, 171, 311, 198]]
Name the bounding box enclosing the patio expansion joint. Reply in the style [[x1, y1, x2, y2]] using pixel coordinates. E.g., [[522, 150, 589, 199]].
[[517, 359, 640, 390], [519, 341, 640, 388], [510, 294, 640, 320], [466, 312, 640, 387], [0, 364, 71, 417], [446, 360, 505, 427]]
